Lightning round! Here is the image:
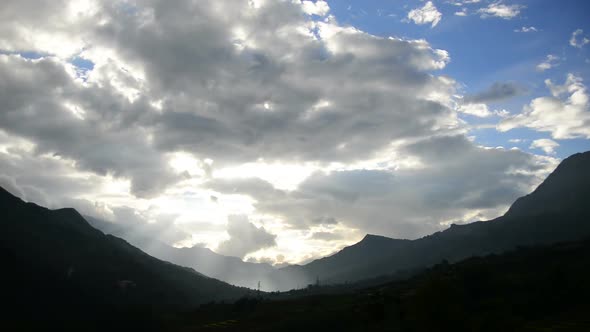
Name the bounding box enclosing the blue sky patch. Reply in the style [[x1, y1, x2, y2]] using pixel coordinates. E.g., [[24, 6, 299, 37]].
[[327, 0, 590, 157]]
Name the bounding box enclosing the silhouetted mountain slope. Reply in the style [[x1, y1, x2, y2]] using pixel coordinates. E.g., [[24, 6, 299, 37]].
[[281, 151, 590, 288], [177, 238, 590, 331], [506, 151, 590, 217], [279, 235, 411, 285], [85, 215, 276, 290], [0, 187, 248, 329]]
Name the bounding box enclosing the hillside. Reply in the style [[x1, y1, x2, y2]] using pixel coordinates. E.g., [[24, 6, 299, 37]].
[[0, 187, 248, 330], [278, 151, 590, 288], [86, 215, 275, 290], [175, 237, 590, 331]]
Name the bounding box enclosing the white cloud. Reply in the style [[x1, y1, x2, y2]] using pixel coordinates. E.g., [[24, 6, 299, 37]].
[[536, 54, 560, 72], [447, 0, 481, 6], [499, 74, 590, 139], [478, 2, 524, 19], [207, 136, 557, 239], [455, 8, 469, 16], [530, 139, 559, 155], [300, 0, 330, 16], [514, 26, 538, 33], [458, 103, 492, 117], [0, 0, 95, 58], [216, 215, 277, 258], [0, 0, 464, 263], [407, 1, 442, 28], [0, 0, 455, 195], [570, 29, 590, 48], [0, 0, 567, 264], [447, 0, 479, 16], [494, 109, 510, 118]]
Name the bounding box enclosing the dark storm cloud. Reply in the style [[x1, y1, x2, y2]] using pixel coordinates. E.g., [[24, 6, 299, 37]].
[[464, 82, 527, 104]]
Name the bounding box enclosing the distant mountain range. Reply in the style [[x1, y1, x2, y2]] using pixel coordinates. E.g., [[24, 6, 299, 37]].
[[274, 151, 590, 288], [175, 237, 590, 331], [1, 149, 588, 320], [1, 149, 589, 330], [82, 150, 590, 292], [0, 187, 248, 330], [85, 215, 275, 290]]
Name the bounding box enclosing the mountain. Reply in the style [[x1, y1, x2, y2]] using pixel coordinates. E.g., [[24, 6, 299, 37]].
[[175, 237, 590, 331], [278, 234, 411, 286], [85, 216, 276, 290], [0, 187, 248, 330], [506, 150, 590, 217], [279, 151, 590, 288]]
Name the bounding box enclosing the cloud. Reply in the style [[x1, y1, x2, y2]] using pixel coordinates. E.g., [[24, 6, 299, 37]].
[[0, 55, 179, 197], [570, 29, 590, 48], [508, 138, 525, 143], [0, 132, 108, 207], [0, 175, 25, 199], [310, 231, 345, 241], [216, 215, 277, 258], [447, 0, 481, 8], [407, 1, 442, 28], [0, 0, 569, 263], [455, 9, 469, 16], [300, 1, 330, 16], [100, 206, 190, 246], [0, 0, 93, 57], [206, 177, 284, 201], [464, 82, 527, 104], [107, 10, 454, 165], [499, 74, 590, 139], [0, 129, 199, 248], [530, 139, 559, 155], [478, 2, 524, 19], [448, 0, 481, 16], [514, 26, 538, 33], [536, 54, 560, 72], [0, 0, 457, 199], [0, 0, 463, 262], [207, 136, 557, 239], [447, 0, 481, 5], [458, 103, 493, 117]]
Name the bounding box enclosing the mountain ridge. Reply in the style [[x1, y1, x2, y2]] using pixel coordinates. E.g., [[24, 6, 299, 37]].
[[85, 215, 276, 290], [276, 150, 590, 289], [0, 186, 249, 329], [3, 150, 589, 293], [506, 151, 590, 217]]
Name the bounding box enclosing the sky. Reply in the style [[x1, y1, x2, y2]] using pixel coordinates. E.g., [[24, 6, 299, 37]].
[[0, 0, 588, 265]]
